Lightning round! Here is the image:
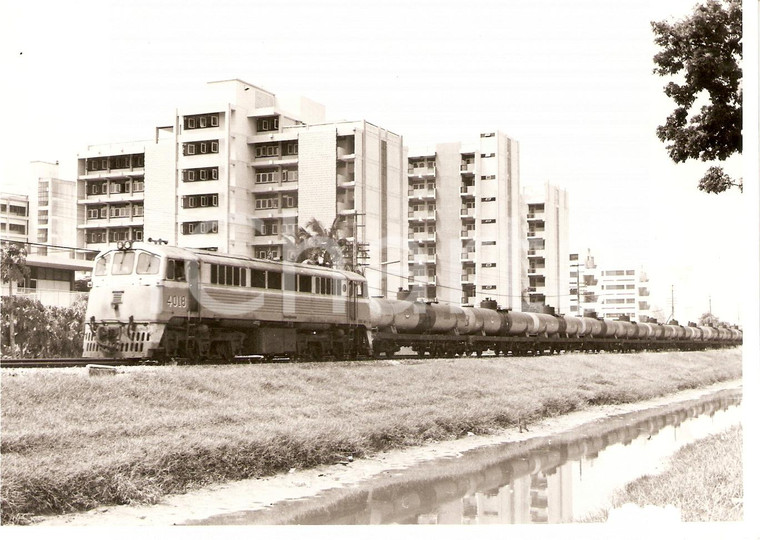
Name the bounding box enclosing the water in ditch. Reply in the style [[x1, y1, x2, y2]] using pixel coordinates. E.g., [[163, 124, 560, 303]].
[[188, 390, 741, 525]]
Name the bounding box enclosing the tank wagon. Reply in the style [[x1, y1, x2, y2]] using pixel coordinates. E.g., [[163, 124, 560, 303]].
[[83, 244, 742, 363]]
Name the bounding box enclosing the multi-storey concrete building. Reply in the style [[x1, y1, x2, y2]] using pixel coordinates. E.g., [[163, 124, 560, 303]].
[[28, 161, 78, 257], [568, 250, 651, 322], [76, 140, 149, 251], [0, 193, 29, 244], [76, 79, 406, 297], [523, 182, 569, 313], [568, 250, 598, 316], [407, 131, 525, 308]]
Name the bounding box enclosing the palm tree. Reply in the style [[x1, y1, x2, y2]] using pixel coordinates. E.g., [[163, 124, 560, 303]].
[[282, 216, 354, 271], [1, 243, 31, 357]]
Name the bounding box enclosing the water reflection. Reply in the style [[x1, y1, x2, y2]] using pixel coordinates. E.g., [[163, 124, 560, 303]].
[[188, 391, 741, 525]]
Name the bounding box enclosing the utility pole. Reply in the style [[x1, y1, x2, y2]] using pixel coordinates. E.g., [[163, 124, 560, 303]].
[[668, 285, 674, 323]]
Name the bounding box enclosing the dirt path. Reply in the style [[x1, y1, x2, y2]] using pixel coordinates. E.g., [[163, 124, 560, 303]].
[[34, 379, 742, 526]]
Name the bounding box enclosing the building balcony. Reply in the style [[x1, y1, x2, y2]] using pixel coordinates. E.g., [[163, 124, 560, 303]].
[[408, 166, 436, 177], [408, 254, 436, 265], [461, 251, 476, 262], [78, 216, 144, 229], [528, 267, 545, 275], [253, 207, 282, 218], [461, 274, 475, 284], [251, 234, 285, 245], [460, 185, 475, 196], [527, 213, 545, 221], [527, 248, 545, 256], [408, 188, 436, 199], [408, 210, 436, 220], [459, 208, 476, 218], [79, 191, 145, 205], [337, 152, 356, 162], [252, 155, 298, 166], [337, 174, 355, 186], [410, 275, 436, 286], [460, 230, 476, 239], [460, 163, 475, 173], [408, 232, 436, 242], [78, 168, 145, 181]]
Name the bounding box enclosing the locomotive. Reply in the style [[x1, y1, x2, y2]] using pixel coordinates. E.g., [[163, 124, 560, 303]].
[[83, 243, 742, 362]]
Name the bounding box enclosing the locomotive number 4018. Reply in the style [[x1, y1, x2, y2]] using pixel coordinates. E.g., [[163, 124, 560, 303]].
[[167, 295, 187, 308]]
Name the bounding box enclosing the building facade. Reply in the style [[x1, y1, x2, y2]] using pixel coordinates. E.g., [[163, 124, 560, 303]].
[[28, 161, 78, 258], [76, 79, 406, 297], [0, 193, 29, 244], [76, 140, 149, 252], [568, 250, 651, 322], [407, 131, 525, 308], [523, 183, 569, 314]]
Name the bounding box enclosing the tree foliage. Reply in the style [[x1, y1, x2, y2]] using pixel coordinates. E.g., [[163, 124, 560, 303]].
[[282, 216, 356, 271], [1, 243, 30, 286], [651, 0, 742, 193], [698, 312, 722, 326], [1, 297, 87, 358]]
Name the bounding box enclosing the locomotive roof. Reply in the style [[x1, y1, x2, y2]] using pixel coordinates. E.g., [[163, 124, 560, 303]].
[[95, 243, 366, 280]]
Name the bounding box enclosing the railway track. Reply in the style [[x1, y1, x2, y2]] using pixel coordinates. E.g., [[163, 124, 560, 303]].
[[0, 357, 139, 369]]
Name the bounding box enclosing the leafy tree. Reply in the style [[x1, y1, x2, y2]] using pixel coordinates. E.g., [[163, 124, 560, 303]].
[[651, 0, 742, 193], [1, 243, 31, 357], [698, 312, 722, 326], [282, 216, 355, 271], [1, 297, 87, 358]]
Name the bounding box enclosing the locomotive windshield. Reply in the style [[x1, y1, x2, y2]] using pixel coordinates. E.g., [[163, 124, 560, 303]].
[[94, 254, 110, 276], [111, 252, 135, 275], [136, 253, 160, 274]]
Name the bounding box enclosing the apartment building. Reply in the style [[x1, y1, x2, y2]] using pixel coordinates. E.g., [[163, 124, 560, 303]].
[[0, 193, 29, 243], [407, 131, 525, 307], [523, 183, 569, 313], [568, 250, 651, 322], [76, 140, 149, 251], [28, 161, 78, 257], [76, 79, 406, 297]]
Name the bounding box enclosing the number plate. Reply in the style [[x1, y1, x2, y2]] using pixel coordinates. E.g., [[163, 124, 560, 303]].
[[167, 295, 187, 309]]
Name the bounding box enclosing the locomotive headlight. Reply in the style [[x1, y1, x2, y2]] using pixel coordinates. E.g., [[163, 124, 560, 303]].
[[117, 241, 125, 250]]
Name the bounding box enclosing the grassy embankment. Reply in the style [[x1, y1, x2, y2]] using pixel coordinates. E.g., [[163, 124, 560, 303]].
[[584, 425, 743, 522], [0, 348, 742, 524]]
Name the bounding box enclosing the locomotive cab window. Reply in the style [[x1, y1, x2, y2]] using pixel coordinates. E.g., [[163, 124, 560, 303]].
[[166, 259, 186, 281], [136, 253, 160, 275], [112, 252, 135, 275], [94, 254, 110, 276]]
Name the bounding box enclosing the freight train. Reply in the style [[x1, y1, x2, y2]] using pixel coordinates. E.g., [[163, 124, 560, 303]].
[[83, 243, 742, 362]]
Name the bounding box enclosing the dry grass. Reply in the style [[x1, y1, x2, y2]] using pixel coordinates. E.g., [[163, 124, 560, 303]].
[[584, 425, 743, 522], [0, 348, 742, 524]]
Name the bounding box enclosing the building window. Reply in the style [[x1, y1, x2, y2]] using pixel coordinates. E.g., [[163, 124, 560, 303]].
[[182, 194, 218, 209], [183, 140, 219, 156], [182, 167, 219, 182], [480, 175, 496, 180], [285, 142, 298, 155], [255, 196, 279, 209], [133, 205, 144, 217], [256, 170, 277, 183], [257, 116, 280, 132], [184, 113, 220, 130], [481, 219, 495, 224], [482, 240, 496, 245], [182, 220, 219, 235], [254, 144, 280, 158]]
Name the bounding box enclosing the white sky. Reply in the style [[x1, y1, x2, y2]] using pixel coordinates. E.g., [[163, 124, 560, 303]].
[[0, 0, 756, 325]]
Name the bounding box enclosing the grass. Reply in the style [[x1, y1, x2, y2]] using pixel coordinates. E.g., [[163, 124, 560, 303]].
[[583, 425, 743, 522], [0, 348, 742, 524]]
